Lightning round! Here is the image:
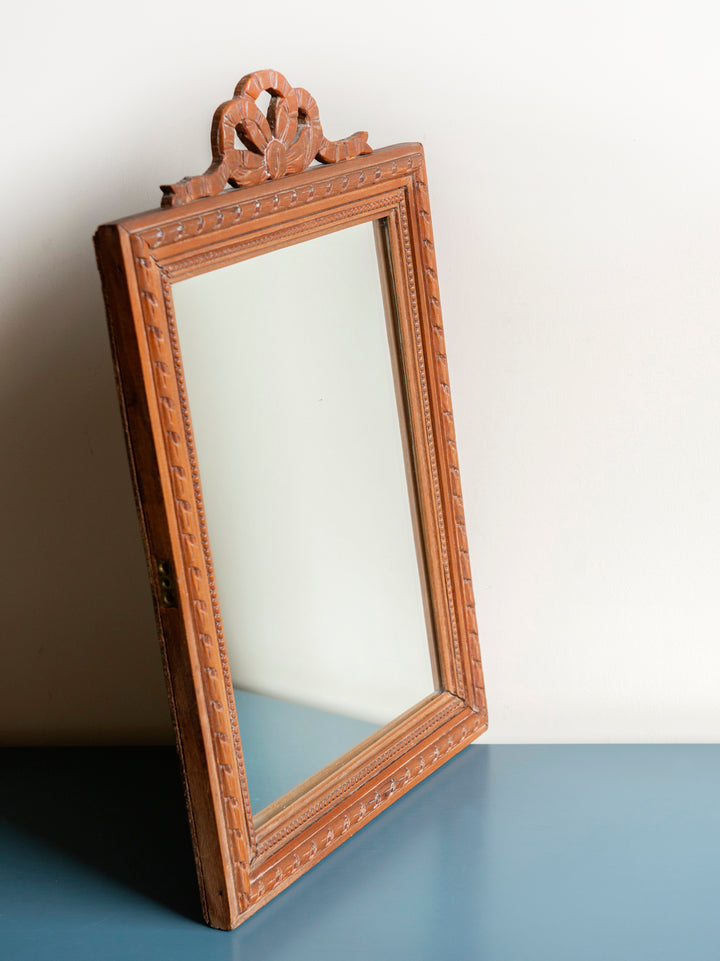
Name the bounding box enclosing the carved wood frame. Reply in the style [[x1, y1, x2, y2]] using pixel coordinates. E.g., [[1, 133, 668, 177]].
[[95, 124, 487, 929]]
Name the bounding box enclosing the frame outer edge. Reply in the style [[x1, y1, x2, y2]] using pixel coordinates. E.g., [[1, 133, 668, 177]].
[[407, 158, 487, 718]]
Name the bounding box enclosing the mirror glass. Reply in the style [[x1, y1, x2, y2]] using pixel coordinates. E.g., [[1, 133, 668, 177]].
[[172, 221, 434, 817]]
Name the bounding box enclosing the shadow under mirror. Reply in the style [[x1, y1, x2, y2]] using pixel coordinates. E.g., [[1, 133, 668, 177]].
[[171, 220, 435, 820]]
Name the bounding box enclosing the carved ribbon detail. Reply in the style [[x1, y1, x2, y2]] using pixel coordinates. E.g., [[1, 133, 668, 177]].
[[161, 70, 372, 207]]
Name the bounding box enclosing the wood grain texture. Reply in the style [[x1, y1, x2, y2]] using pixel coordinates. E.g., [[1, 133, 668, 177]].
[[161, 69, 372, 208], [95, 119, 487, 929]]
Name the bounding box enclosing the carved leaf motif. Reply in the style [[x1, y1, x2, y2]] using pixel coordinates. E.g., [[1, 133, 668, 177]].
[[161, 69, 372, 207], [269, 94, 293, 144]]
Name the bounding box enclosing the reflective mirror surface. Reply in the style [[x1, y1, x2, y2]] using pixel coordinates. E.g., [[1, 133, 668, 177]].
[[172, 222, 434, 816]]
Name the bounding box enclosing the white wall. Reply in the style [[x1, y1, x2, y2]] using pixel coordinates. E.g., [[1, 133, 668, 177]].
[[2, 1, 718, 742]]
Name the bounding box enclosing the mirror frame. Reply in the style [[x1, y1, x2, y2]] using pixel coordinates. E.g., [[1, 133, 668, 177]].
[[94, 75, 487, 930]]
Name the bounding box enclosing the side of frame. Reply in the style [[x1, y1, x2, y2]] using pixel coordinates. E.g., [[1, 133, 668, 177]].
[[94, 143, 487, 929], [95, 226, 253, 928]]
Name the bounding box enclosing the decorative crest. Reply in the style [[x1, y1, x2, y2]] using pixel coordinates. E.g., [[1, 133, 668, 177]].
[[161, 69, 372, 207]]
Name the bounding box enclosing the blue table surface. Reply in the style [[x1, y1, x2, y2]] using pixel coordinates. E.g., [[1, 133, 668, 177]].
[[2, 744, 719, 960]]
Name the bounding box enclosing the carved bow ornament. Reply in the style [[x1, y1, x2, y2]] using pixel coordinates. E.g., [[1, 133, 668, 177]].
[[161, 70, 372, 207]]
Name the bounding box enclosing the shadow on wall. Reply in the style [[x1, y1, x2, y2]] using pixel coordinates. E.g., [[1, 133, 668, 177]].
[[0, 212, 172, 744]]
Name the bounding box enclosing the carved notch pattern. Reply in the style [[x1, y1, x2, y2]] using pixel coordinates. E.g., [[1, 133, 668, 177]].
[[393, 196, 465, 698], [256, 699, 459, 856], [130, 236, 254, 909], [159, 271, 257, 851], [164, 194, 401, 281], [410, 175, 487, 714], [144, 155, 422, 251], [250, 710, 481, 907], [161, 69, 372, 208]]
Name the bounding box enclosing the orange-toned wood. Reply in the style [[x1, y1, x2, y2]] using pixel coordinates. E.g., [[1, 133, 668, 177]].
[[94, 74, 487, 930], [161, 69, 371, 208]]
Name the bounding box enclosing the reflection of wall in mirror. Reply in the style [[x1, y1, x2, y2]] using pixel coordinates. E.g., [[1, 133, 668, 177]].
[[173, 222, 434, 725]]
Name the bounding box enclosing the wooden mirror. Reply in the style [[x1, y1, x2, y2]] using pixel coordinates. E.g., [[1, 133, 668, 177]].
[[94, 69, 487, 930]]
